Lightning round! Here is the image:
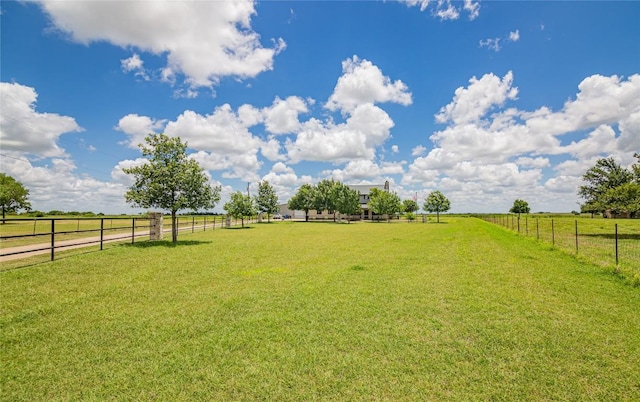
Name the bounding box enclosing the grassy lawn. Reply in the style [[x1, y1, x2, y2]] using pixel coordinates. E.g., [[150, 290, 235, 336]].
[[1, 218, 639, 400]]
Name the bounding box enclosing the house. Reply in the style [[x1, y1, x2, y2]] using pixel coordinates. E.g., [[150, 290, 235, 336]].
[[348, 181, 390, 220], [310, 181, 390, 221]]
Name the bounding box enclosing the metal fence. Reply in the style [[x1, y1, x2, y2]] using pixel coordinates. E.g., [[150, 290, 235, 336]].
[[477, 215, 640, 280], [0, 215, 246, 264]]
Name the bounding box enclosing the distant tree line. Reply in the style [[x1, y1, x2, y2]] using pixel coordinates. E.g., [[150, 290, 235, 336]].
[[288, 180, 451, 223]]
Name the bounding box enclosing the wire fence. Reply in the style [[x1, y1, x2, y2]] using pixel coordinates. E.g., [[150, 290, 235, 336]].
[[477, 215, 640, 283]]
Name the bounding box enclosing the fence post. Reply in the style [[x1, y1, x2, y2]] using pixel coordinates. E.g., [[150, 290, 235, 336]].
[[131, 218, 135, 244], [575, 219, 578, 254], [50, 219, 55, 261], [204, 216, 207, 231], [552, 219, 555, 246], [536, 218, 539, 241], [517, 216, 521, 233], [525, 216, 528, 236], [33, 218, 37, 235], [192, 216, 195, 233], [615, 223, 619, 267], [100, 218, 104, 251]]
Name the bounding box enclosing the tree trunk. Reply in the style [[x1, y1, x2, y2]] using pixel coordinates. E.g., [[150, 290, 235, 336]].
[[241, 217, 244, 228], [436, 211, 440, 223], [171, 210, 178, 243], [305, 210, 309, 222], [1, 205, 5, 221]]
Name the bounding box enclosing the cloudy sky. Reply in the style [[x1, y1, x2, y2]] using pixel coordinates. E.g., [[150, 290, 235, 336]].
[[1, 0, 638, 214]]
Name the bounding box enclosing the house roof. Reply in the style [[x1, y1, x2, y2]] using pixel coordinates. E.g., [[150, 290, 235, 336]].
[[347, 182, 389, 194]]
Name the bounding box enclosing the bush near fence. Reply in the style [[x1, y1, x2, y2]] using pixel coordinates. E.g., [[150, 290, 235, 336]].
[[477, 215, 640, 285]]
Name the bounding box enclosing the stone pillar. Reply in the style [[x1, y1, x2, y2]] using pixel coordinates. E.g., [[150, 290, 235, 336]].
[[149, 212, 163, 240], [258, 213, 263, 223], [225, 215, 232, 228]]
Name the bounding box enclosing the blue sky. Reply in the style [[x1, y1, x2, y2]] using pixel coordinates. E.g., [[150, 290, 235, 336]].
[[1, 0, 638, 214]]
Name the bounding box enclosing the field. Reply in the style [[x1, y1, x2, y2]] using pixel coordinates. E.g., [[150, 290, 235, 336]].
[[479, 214, 640, 285], [1, 218, 639, 400]]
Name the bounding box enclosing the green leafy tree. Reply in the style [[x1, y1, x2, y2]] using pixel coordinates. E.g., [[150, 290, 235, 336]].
[[0, 173, 31, 220], [289, 184, 315, 222], [255, 181, 279, 222], [224, 191, 257, 228], [509, 199, 530, 216], [402, 199, 419, 214], [580, 200, 600, 218], [123, 134, 221, 243], [333, 182, 361, 222], [632, 153, 640, 182], [288, 184, 316, 222], [601, 182, 640, 217], [423, 190, 450, 223], [369, 188, 402, 222], [578, 157, 632, 214], [314, 179, 338, 221]]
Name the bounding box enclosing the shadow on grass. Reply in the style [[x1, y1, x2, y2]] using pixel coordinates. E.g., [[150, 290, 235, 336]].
[[581, 233, 640, 240], [226, 226, 255, 230], [125, 240, 213, 248]]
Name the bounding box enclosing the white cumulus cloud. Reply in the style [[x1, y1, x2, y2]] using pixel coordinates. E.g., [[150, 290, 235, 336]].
[[435, 71, 518, 125], [116, 114, 166, 149], [326, 56, 412, 113], [0, 82, 82, 157], [35, 0, 285, 92]]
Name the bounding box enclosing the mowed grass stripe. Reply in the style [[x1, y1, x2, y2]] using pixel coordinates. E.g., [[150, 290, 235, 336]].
[[1, 218, 639, 400]]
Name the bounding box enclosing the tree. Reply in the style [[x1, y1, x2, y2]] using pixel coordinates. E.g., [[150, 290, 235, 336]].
[[255, 181, 279, 222], [123, 134, 221, 243], [224, 191, 257, 228], [578, 157, 632, 214], [288, 184, 315, 222], [423, 190, 450, 223], [601, 182, 640, 217], [402, 199, 419, 214], [333, 182, 361, 222], [509, 199, 530, 216], [632, 153, 640, 182], [580, 200, 600, 218], [369, 188, 402, 222], [0, 173, 31, 220], [314, 179, 338, 221]]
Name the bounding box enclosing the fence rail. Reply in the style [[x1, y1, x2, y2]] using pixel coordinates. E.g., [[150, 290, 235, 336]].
[[477, 215, 640, 283], [0, 215, 244, 264]]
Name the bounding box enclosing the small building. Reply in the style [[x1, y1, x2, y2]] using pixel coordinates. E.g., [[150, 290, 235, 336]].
[[603, 209, 634, 219]]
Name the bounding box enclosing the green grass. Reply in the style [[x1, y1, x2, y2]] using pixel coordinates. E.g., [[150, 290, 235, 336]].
[[2, 218, 639, 400], [480, 215, 640, 285]]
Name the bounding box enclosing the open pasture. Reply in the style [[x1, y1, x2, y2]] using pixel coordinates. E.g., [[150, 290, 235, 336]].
[[480, 215, 640, 285], [1, 218, 639, 400]]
